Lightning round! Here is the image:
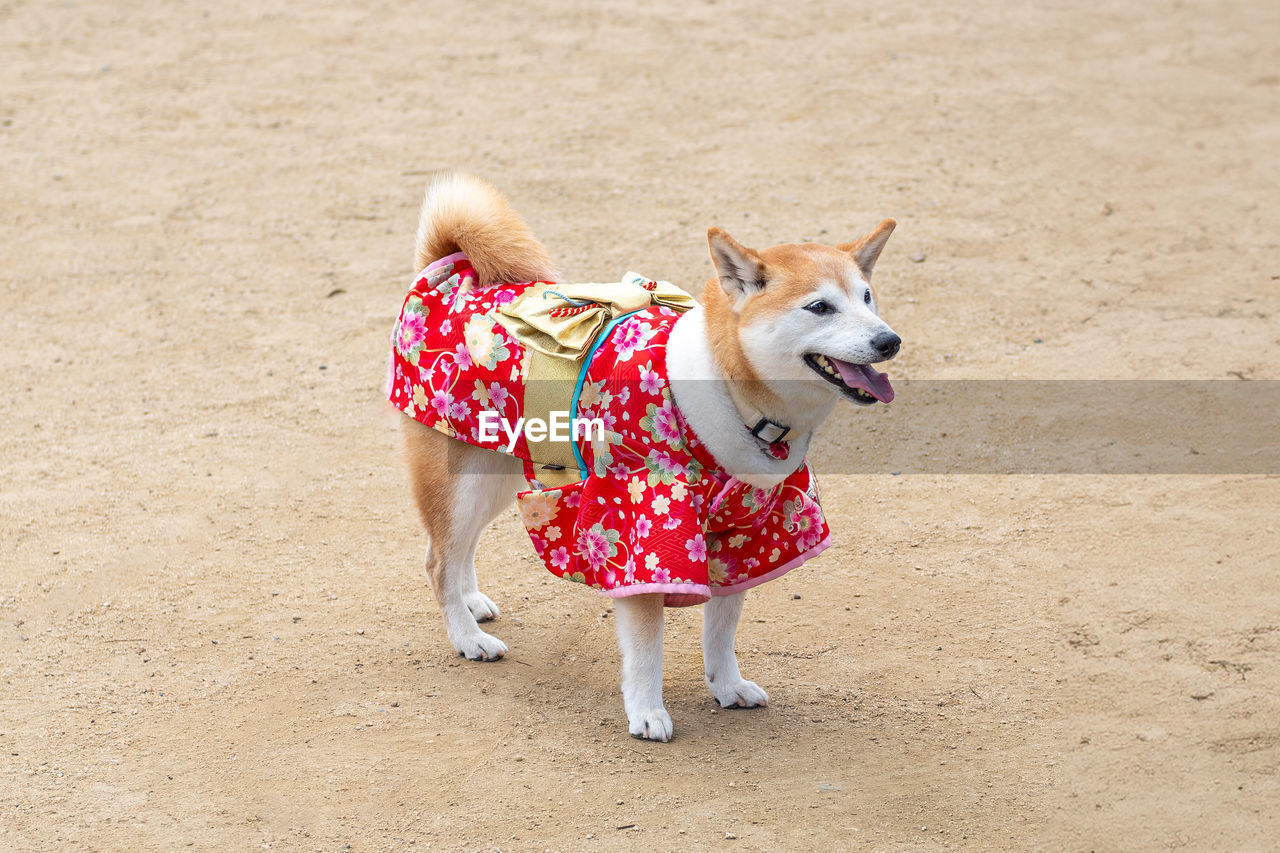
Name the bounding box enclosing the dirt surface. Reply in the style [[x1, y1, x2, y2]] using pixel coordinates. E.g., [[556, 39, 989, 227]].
[[3, 0, 1279, 849]]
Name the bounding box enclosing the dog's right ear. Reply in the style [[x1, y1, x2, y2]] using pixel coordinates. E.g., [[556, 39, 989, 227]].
[[708, 228, 767, 302], [837, 218, 896, 281]]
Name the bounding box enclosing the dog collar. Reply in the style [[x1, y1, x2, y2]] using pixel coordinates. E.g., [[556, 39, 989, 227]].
[[725, 385, 791, 447]]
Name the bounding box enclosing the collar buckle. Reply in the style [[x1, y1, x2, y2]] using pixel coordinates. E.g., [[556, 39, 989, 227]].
[[749, 417, 790, 445]]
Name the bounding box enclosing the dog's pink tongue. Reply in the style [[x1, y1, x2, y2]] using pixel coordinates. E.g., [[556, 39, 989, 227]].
[[832, 358, 895, 403]]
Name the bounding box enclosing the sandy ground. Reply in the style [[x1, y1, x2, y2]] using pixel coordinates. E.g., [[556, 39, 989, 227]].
[[3, 0, 1279, 849]]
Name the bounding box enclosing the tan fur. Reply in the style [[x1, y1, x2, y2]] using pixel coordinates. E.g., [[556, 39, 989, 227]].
[[414, 171, 559, 286], [749, 243, 862, 317], [402, 418, 455, 600], [700, 265, 782, 415]]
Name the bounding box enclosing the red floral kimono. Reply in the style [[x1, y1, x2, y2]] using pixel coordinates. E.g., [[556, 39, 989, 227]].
[[389, 253, 831, 607]]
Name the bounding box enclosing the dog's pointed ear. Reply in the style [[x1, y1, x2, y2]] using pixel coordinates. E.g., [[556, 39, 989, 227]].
[[837, 218, 896, 280], [708, 227, 767, 301]]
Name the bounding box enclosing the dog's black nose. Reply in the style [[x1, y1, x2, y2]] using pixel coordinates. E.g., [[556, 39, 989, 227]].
[[870, 331, 901, 358]]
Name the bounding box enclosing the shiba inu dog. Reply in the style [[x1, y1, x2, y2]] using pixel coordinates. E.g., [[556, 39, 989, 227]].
[[392, 172, 900, 741]]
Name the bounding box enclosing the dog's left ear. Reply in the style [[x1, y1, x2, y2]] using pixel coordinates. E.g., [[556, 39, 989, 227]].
[[708, 227, 768, 302], [838, 218, 897, 280]]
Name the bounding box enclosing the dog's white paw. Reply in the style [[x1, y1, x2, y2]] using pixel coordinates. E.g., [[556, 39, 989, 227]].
[[464, 592, 500, 622], [712, 679, 769, 709], [628, 707, 673, 742], [452, 630, 507, 662]]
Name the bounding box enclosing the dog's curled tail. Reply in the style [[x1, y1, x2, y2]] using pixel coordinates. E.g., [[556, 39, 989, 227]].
[[414, 171, 559, 287]]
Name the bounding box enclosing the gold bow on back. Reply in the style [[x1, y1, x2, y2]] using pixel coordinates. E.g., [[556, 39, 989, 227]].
[[493, 272, 697, 360]]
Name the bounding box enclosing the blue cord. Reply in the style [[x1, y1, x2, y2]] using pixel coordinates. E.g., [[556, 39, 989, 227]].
[[568, 310, 645, 478], [540, 289, 592, 306]]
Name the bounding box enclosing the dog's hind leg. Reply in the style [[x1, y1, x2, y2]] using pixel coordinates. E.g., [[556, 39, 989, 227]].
[[614, 592, 672, 741], [702, 592, 769, 708], [404, 418, 524, 661]]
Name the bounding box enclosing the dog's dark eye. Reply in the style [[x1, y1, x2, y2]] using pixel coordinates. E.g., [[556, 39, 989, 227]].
[[863, 289, 873, 305], [804, 300, 834, 315]]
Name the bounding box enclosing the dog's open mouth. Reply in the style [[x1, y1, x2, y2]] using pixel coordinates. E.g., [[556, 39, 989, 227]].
[[804, 354, 895, 405]]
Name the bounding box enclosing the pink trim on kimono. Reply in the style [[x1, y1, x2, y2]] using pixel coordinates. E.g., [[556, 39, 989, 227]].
[[601, 583, 713, 608]]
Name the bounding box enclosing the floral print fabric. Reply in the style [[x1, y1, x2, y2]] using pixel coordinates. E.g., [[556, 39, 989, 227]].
[[390, 253, 831, 607]]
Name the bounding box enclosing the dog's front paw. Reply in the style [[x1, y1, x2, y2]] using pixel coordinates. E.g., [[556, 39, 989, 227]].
[[628, 708, 673, 742], [452, 630, 507, 662], [711, 679, 769, 709], [464, 592, 500, 622]]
